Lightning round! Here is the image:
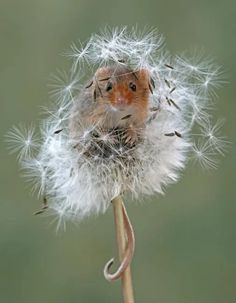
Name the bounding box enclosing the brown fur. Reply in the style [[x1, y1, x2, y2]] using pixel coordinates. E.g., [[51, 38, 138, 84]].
[[70, 65, 151, 144]]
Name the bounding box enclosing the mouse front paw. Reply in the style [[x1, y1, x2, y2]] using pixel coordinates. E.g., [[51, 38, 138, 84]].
[[123, 127, 139, 147]]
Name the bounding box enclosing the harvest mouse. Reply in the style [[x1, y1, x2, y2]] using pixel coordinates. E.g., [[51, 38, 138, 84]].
[[70, 65, 153, 151]]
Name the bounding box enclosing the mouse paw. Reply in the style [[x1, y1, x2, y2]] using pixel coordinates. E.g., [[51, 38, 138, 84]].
[[123, 127, 138, 147]]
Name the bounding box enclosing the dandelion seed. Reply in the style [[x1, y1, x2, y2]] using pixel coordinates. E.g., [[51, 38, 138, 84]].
[[200, 119, 229, 155], [65, 41, 91, 72], [49, 70, 81, 103], [164, 64, 174, 69], [191, 140, 218, 169], [6, 125, 38, 160]]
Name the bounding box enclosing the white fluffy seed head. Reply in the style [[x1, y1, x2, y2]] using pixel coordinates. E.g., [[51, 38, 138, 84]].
[[8, 27, 226, 224]]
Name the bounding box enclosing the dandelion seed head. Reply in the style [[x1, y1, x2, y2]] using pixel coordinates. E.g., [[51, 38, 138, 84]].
[[8, 27, 226, 224]]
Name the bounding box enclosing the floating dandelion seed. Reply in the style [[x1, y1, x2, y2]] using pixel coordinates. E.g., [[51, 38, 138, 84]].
[[200, 119, 229, 155], [6, 125, 39, 160], [8, 27, 226, 222], [191, 140, 219, 169]]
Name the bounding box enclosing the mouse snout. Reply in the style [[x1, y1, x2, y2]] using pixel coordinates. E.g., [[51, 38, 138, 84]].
[[115, 96, 127, 105]]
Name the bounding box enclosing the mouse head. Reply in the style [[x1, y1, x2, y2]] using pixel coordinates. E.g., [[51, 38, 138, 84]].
[[92, 65, 153, 111]]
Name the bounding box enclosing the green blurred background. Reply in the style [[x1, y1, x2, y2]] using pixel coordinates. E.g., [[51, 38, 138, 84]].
[[1, 0, 235, 302]]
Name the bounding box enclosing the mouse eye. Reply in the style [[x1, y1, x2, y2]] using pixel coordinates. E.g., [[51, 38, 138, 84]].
[[129, 82, 136, 92], [106, 81, 113, 92]]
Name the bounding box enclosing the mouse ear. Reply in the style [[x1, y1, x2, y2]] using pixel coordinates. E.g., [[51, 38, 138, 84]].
[[95, 67, 111, 81], [136, 69, 155, 94], [135, 68, 150, 81]]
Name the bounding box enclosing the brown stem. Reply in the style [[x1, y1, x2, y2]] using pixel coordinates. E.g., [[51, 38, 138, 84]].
[[103, 199, 135, 281], [103, 196, 135, 303]]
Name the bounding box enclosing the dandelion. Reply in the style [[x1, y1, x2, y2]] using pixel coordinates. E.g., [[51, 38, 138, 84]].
[[8, 28, 226, 226], [7, 27, 226, 303]]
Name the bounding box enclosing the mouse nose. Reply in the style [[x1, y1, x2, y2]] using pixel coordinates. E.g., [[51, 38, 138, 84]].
[[115, 96, 126, 106]]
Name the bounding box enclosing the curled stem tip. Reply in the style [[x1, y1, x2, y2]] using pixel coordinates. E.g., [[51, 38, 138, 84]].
[[104, 200, 135, 282]]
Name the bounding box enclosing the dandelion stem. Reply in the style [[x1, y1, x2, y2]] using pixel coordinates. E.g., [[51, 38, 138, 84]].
[[112, 195, 135, 303], [103, 196, 135, 283]]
